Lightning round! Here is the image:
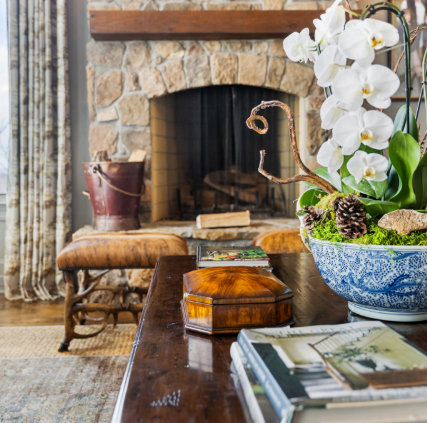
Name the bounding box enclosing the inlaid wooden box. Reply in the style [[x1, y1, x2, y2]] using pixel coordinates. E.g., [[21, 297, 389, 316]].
[[181, 266, 293, 335]]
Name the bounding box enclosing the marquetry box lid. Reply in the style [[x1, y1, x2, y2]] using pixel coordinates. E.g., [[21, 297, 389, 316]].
[[181, 266, 293, 335]]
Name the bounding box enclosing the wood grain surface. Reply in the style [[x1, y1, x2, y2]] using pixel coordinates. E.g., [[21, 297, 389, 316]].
[[89, 10, 321, 41], [111, 254, 427, 423]]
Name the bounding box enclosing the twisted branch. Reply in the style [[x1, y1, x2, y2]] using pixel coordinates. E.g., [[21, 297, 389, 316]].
[[246, 101, 337, 194]]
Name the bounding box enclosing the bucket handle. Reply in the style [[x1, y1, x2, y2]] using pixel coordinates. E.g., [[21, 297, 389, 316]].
[[93, 165, 143, 197]]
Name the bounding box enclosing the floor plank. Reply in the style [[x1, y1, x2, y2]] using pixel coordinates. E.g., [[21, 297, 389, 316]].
[[0, 294, 137, 327]]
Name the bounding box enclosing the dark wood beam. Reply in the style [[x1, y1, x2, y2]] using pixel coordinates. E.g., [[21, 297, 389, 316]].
[[89, 10, 321, 41]]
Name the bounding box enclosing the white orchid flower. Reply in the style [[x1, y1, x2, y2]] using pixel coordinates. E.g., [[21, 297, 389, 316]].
[[317, 138, 344, 173], [347, 151, 388, 183], [331, 63, 400, 110], [283, 28, 317, 63], [314, 0, 346, 49], [314, 45, 346, 87], [338, 19, 399, 65], [333, 108, 393, 155], [320, 94, 349, 130]]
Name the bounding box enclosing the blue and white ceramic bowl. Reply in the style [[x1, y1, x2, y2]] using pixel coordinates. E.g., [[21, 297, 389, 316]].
[[309, 237, 427, 322]]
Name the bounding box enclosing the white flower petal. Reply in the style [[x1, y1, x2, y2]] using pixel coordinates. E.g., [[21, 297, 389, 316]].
[[367, 96, 391, 109], [363, 110, 394, 143], [371, 172, 387, 182], [348, 150, 367, 183], [317, 139, 343, 172], [338, 28, 372, 62], [314, 45, 346, 87], [367, 140, 389, 151], [333, 114, 361, 155], [283, 29, 316, 63], [320, 95, 347, 130], [363, 19, 399, 47], [366, 65, 400, 100], [331, 69, 364, 108], [365, 153, 388, 173]]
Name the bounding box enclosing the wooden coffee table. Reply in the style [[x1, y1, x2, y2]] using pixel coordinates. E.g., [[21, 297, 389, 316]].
[[111, 254, 427, 423]]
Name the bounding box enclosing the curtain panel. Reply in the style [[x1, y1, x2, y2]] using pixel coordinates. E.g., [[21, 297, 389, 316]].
[[4, 0, 72, 301]]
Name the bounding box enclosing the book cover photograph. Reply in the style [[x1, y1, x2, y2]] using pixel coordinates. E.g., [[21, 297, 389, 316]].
[[198, 247, 269, 262]]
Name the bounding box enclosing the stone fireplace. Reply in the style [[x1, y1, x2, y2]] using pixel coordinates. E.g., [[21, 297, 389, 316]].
[[86, 0, 331, 223]]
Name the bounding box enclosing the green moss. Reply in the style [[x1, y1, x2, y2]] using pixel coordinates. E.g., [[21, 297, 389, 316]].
[[316, 192, 346, 211], [311, 218, 427, 246]]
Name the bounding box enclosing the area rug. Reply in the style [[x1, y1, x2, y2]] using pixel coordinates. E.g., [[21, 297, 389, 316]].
[[0, 324, 137, 358], [0, 325, 137, 423]]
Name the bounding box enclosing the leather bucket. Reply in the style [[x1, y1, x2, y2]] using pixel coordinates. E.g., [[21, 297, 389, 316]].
[[83, 162, 145, 231]]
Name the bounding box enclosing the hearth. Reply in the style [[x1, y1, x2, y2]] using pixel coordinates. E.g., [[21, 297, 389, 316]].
[[151, 85, 301, 221]]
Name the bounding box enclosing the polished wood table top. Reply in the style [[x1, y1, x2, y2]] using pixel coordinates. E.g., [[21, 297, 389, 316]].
[[111, 254, 427, 423]]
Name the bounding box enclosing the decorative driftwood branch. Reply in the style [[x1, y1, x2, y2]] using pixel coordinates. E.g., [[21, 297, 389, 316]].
[[246, 100, 337, 194]]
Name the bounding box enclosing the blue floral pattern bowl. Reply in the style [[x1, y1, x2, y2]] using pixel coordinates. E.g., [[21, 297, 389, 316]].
[[309, 237, 427, 322]]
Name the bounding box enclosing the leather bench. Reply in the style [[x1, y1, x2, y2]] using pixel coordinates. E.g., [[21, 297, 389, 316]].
[[56, 233, 188, 351]]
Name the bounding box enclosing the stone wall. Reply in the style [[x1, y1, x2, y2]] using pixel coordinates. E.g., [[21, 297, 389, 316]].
[[86, 0, 339, 221]]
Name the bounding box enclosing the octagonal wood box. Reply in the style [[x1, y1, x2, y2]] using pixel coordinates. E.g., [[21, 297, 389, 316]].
[[181, 266, 293, 335]]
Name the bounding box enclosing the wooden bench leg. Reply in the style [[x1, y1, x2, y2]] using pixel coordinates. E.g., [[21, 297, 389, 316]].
[[59, 271, 75, 352]]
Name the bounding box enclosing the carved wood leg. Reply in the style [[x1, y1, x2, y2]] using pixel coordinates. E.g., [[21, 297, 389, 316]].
[[59, 270, 76, 352]]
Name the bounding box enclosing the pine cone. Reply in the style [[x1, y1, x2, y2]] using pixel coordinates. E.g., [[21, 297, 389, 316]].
[[330, 196, 343, 213], [302, 206, 329, 233], [335, 194, 367, 239]]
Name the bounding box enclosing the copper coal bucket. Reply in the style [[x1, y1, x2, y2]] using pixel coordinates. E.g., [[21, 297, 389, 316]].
[[83, 162, 145, 231]]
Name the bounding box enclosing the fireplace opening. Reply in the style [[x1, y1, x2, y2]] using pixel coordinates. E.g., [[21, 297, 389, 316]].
[[150, 85, 301, 221]]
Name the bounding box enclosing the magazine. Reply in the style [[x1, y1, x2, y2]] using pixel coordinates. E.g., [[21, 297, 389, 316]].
[[196, 246, 270, 268], [237, 321, 427, 422]]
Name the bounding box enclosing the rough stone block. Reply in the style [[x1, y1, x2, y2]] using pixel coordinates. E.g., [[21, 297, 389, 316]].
[[86, 66, 95, 123], [154, 41, 185, 59], [96, 70, 124, 108], [306, 155, 321, 171], [265, 58, 286, 89], [205, 3, 252, 9], [280, 61, 314, 97], [119, 94, 150, 126], [139, 67, 167, 98], [163, 2, 202, 9], [239, 54, 267, 86], [254, 41, 269, 54], [97, 107, 119, 122], [306, 112, 327, 155], [126, 268, 155, 289], [227, 41, 252, 52], [185, 55, 211, 88], [126, 72, 141, 91], [89, 125, 118, 156], [187, 42, 204, 56], [306, 95, 325, 112], [161, 60, 187, 93], [203, 41, 221, 54], [87, 41, 125, 68], [285, 2, 317, 9], [269, 40, 287, 57], [121, 128, 152, 153], [143, 0, 159, 10], [123, 4, 142, 10], [309, 78, 324, 95], [124, 41, 151, 70], [212, 53, 238, 85], [263, 0, 285, 9]]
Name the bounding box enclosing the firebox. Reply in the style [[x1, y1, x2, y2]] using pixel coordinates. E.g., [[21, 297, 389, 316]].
[[151, 85, 301, 221]]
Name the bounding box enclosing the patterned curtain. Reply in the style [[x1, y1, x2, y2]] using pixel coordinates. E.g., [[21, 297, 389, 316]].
[[4, 0, 72, 301]]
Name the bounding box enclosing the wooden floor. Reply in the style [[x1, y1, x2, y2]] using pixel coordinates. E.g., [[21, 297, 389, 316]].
[[0, 294, 136, 327]]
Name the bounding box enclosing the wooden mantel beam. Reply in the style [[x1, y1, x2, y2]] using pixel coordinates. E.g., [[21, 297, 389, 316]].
[[89, 10, 321, 41]]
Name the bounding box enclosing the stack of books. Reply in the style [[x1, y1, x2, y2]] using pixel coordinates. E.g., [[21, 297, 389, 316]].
[[231, 321, 427, 423], [196, 246, 271, 271]]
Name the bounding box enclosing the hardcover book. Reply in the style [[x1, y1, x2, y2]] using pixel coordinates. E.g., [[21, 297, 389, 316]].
[[237, 321, 427, 422], [196, 246, 270, 268]]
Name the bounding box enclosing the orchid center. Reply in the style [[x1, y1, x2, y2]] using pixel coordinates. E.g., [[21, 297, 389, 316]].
[[369, 33, 384, 50], [363, 166, 376, 180], [359, 129, 373, 145], [359, 83, 374, 98]]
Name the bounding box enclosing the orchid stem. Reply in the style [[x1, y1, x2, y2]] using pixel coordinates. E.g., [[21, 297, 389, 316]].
[[343, 8, 361, 17], [422, 47, 427, 132]]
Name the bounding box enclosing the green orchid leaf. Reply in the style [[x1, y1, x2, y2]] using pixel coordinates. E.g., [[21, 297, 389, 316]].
[[413, 164, 427, 209], [385, 166, 399, 200], [369, 180, 388, 199], [358, 198, 400, 219], [342, 176, 376, 198], [388, 131, 420, 209], [341, 181, 356, 194], [393, 105, 418, 140], [340, 156, 351, 180], [299, 188, 327, 208], [296, 209, 307, 217], [313, 167, 342, 192]]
